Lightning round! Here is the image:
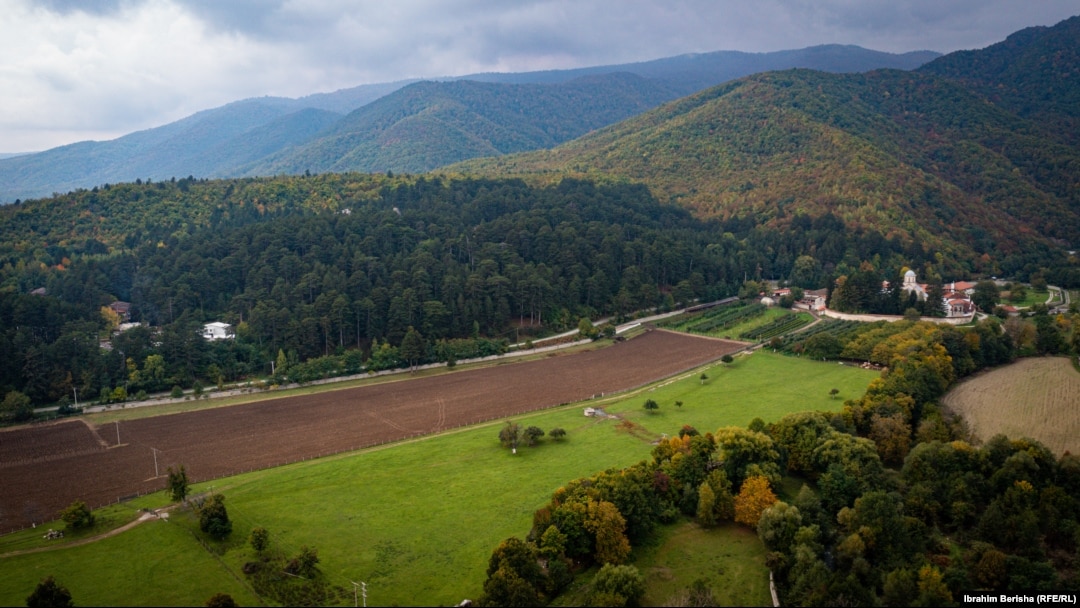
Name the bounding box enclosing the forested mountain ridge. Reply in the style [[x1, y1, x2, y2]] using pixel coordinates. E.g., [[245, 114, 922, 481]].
[[453, 17, 1080, 277], [454, 68, 1079, 271], [919, 15, 1080, 146], [241, 73, 678, 176], [0, 45, 937, 203]]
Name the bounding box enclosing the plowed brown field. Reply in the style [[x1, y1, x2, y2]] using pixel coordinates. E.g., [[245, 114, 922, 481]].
[[0, 330, 742, 531]]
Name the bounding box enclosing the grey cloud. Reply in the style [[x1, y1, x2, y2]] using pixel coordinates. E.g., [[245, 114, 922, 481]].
[[34, 0, 127, 15]]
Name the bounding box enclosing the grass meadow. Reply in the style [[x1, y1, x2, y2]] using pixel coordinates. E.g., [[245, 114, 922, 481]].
[[1, 351, 876, 606]]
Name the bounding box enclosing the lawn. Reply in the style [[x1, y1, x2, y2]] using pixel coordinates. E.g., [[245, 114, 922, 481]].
[[0, 351, 876, 606], [552, 521, 771, 607], [0, 513, 261, 607], [1003, 287, 1050, 308]]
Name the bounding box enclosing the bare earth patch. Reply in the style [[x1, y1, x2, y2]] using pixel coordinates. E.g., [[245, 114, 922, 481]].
[[942, 357, 1080, 456], [0, 330, 743, 531]]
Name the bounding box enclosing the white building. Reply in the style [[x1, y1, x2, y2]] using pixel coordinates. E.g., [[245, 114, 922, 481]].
[[202, 322, 234, 341]]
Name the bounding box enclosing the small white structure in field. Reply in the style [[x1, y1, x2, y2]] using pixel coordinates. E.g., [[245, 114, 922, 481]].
[[202, 322, 234, 341]]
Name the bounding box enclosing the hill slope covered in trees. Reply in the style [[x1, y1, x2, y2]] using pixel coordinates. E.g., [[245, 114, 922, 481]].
[[0, 45, 936, 203], [453, 17, 1080, 278]]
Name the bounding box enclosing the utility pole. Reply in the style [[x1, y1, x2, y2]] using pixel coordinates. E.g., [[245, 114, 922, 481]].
[[72, 387, 78, 409], [351, 581, 366, 607], [116, 421, 120, 445], [151, 447, 161, 477]]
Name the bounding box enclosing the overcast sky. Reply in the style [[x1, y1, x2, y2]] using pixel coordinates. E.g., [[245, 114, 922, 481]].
[[2, 0, 1077, 153]]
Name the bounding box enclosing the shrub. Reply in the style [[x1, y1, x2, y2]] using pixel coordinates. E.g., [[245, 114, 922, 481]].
[[60, 500, 94, 530]]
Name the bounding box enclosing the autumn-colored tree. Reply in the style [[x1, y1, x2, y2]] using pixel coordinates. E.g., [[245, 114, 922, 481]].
[[734, 476, 778, 529], [869, 413, 912, 466], [713, 426, 782, 487], [585, 500, 631, 565], [916, 565, 953, 606]]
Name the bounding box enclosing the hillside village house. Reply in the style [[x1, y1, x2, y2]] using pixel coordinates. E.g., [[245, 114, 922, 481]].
[[794, 289, 828, 312], [202, 322, 234, 341], [108, 301, 132, 322]]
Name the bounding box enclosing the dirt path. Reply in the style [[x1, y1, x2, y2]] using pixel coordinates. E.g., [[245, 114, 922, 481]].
[[0, 510, 162, 558]]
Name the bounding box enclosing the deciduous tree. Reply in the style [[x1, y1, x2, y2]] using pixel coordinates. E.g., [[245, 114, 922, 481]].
[[585, 500, 631, 565], [499, 421, 522, 454], [26, 576, 73, 608], [166, 465, 189, 503], [250, 527, 270, 552], [60, 500, 94, 530], [400, 326, 426, 371], [199, 494, 232, 540], [590, 564, 645, 607], [734, 476, 778, 529]]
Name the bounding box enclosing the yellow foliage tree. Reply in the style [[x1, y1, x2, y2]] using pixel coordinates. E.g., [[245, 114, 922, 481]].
[[584, 499, 631, 565], [734, 475, 778, 529], [100, 306, 121, 331]]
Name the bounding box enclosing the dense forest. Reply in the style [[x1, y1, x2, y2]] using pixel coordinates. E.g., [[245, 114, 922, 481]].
[[477, 316, 1080, 606], [2, 172, 1077, 414], [0, 175, 869, 409]]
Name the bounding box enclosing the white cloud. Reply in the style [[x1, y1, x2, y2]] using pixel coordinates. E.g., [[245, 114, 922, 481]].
[[1, 0, 1077, 151]]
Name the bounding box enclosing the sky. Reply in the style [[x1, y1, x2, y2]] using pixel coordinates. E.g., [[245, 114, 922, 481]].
[[2, 0, 1077, 153]]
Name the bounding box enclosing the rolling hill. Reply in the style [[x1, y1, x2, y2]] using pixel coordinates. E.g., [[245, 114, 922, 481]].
[[0, 45, 937, 203], [453, 18, 1080, 274]]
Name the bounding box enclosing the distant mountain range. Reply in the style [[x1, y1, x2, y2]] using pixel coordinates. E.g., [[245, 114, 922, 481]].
[[454, 16, 1080, 269], [0, 44, 936, 202]]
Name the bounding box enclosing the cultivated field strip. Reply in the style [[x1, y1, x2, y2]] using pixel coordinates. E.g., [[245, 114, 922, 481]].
[[942, 357, 1080, 456], [0, 330, 743, 531]]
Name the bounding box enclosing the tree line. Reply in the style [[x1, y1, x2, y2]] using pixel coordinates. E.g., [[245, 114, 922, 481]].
[[475, 315, 1080, 606], [2, 174, 1077, 413]]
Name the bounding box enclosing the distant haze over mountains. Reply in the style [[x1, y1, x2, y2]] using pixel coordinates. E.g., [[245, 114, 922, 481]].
[[0, 44, 937, 203]]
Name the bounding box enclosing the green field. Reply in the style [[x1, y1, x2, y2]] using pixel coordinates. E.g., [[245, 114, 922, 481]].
[[0, 351, 876, 606], [1004, 287, 1050, 308], [554, 521, 771, 607]]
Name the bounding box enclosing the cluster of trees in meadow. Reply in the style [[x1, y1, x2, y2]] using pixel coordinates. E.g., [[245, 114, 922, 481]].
[[478, 316, 1080, 606]]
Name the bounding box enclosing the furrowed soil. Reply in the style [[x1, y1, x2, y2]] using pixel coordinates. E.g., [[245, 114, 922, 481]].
[[941, 356, 1080, 456], [0, 330, 742, 530]]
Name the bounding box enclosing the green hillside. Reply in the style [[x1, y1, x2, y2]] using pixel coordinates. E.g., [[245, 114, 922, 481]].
[[247, 73, 679, 175], [920, 15, 1080, 145], [453, 67, 1079, 269], [452, 17, 1080, 269]]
